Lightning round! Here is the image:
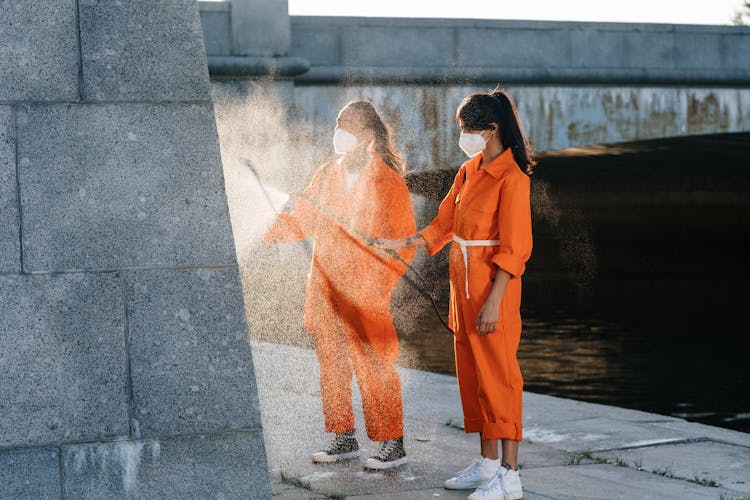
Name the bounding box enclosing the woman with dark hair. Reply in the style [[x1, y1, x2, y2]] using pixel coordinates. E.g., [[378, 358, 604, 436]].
[[376, 88, 534, 498], [265, 100, 416, 469]]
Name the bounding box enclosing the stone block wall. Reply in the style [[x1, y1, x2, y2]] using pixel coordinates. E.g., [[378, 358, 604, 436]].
[[0, 1, 270, 498]]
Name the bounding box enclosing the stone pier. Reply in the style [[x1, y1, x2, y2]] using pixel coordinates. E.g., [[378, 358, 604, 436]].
[[0, 0, 270, 497]]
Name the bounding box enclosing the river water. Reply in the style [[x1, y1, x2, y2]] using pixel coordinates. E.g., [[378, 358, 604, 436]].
[[396, 132, 750, 434]]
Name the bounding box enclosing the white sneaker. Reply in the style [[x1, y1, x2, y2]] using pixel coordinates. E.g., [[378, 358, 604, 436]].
[[468, 466, 523, 500], [444, 458, 498, 490]]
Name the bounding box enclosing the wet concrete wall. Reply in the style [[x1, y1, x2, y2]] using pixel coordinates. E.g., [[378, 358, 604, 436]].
[[287, 16, 750, 161], [0, 1, 270, 498], [292, 85, 750, 168], [201, 9, 750, 161]]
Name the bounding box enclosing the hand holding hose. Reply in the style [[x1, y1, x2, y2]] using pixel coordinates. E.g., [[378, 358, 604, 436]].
[[369, 234, 427, 252]]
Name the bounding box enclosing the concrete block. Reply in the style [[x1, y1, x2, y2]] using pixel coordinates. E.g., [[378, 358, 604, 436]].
[[456, 28, 571, 68], [0, 0, 79, 102], [342, 27, 455, 67], [624, 32, 676, 69], [78, 0, 210, 101], [230, 0, 291, 57], [571, 29, 627, 68], [62, 432, 270, 499], [17, 103, 236, 272], [0, 106, 20, 273], [292, 27, 341, 66], [127, 267, 261, 437], [723, 31, 750, 69], [0, 273, 128, 447], [674, 33, 723, 69], [199, 2, 233, 56], [0, 447, 60, 500]]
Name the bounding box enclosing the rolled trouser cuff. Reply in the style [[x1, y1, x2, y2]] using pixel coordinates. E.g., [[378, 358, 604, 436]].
[[463, 417, 522, 441]]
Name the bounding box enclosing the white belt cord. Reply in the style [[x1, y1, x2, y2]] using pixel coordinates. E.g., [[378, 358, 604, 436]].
[[452, 235, 500, 299]]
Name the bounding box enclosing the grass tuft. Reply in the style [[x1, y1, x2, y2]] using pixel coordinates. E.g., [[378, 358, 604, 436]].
[[651, 466, 673, 477], [687, 476, 720, 487], [280, 471, 312, 490], [445, 418, 464, 430]]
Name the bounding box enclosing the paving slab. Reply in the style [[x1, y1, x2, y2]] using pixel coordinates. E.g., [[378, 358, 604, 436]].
[[401, 369, 467, 425], [649, 419, 750, 449], [597, 440, 750, 493], [253, 340, 750, 499], [521, 464, 734, 500], [524, 392, 684, 426], [349, 490, 550, 499], [523, 416, 694, 453], [349, 489, 476, 499]]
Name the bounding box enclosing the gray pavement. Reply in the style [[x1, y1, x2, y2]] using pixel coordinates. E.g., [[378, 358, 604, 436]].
[[252, 341, 749, 499]]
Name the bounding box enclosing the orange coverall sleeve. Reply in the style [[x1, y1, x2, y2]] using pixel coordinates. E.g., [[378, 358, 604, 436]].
[[263, 166, 325, 243], [378, 174, 417, 272], [418, 165, 465, 256], [491, 171, 532, 278]]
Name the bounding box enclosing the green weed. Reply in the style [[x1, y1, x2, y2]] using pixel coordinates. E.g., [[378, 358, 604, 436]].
[[445, 418, 464, 430], [279, 471, 312, 490]]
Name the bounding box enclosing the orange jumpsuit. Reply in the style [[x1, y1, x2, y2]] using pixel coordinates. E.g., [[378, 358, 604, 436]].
[[265, 153, 416, 441], [419, 148, 532, 441]]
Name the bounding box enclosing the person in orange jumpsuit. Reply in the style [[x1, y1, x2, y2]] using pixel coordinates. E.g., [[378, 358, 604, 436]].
[[376, 88, 533, 499], [264, 100, 416, 469]]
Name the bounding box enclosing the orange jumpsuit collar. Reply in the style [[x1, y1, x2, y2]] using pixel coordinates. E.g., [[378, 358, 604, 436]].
[[474, 148, 517, 179]]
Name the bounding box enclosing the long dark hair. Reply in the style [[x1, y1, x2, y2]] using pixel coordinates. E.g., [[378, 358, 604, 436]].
[[344, 100, 405, 175], [456, 87, 536, 175]]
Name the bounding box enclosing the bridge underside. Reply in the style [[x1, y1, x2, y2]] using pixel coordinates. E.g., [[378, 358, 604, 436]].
[[291, 84, 750, 170]]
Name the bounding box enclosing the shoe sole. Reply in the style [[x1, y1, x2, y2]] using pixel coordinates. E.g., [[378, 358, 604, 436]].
[[467, 489, 523, 500], [444, 480, 486, 490], [363, 456, 408, 470], [311, 450, 360, 463]]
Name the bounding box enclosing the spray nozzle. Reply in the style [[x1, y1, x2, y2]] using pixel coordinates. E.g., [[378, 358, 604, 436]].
[[281, 192, 303, 213]]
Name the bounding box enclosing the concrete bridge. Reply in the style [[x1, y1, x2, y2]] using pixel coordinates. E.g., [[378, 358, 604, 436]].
[[200, 2, 750, 171], [1, 1, 747, 498]]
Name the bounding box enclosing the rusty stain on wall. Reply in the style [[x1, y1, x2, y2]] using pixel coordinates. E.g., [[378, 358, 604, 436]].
[[294, 85, 750, 170], [688, 92, 730, 135]]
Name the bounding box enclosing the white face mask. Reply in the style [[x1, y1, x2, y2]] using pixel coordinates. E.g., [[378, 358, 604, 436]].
[[333, 128, 359, 154], [458, 131, 487, 158]]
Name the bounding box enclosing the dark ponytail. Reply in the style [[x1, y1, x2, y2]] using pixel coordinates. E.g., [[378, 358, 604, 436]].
[[456, 87, 536, 175], [345, 100, 405, 175]]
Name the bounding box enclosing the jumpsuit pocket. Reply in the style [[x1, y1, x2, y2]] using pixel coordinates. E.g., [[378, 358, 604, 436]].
[[460, 206, 497, 236]]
